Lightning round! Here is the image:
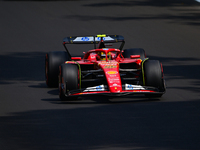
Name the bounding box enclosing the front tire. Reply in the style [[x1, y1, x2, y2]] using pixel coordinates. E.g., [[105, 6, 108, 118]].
[[59, 64, 79, 101], [143, 60, 165, 98]]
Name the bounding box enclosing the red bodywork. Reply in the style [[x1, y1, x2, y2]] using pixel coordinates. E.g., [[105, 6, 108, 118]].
[[65, 48, 156, 96], [59, 35, 165, 97]]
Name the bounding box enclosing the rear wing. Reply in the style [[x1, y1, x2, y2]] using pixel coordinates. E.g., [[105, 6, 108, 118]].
[[63, 34, 125, 58], [63, 34, 124, 44], [63, 34, 125, 50]]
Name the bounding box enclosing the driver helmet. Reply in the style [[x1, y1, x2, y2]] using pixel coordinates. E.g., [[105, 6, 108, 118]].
[[98, 52, 111, 60]]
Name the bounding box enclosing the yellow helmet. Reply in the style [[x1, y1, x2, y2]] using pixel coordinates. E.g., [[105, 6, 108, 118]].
[[98, 52, 111, 60]]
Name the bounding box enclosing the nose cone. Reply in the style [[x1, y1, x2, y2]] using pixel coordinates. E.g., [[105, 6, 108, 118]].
[[98, 61, 122, 93]]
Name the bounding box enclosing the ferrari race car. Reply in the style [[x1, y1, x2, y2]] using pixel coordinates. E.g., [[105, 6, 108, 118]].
[[45, 34, 166, 100]]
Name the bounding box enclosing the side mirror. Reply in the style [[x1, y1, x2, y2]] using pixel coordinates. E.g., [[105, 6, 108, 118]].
[[130, 55, 140, 59], [71, 57, 82, 61]]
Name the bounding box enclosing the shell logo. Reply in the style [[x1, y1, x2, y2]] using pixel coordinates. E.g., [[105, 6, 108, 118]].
[[107, 71, 117, 74]]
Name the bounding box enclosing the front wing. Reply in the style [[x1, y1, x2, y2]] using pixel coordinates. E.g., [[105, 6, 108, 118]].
[[65, 84, 165, 97]]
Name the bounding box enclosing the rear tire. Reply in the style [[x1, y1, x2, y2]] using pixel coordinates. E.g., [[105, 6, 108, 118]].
[[45, 51, 71, 87], [122, 48, 146, 60], [59, 64, 79, 101], [143, 60, 165, 98]]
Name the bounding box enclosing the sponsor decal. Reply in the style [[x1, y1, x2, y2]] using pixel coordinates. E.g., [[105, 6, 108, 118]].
[[104, 65, 117, 69], [97, 37, 106, 41], [73, 37, 92, 42], [81, 37, 90, 41], [110, 83, 121, 87], [98, 61, 107, 64], [96, 85, 103, 91], [102, 48, 108, 50], [107, 71, 117, 75], [83, 85, 105, 92], [96, 36, 114, 41], [109, 78, 119, 81], [125, 84, 145, 90], [99, 61, 118, 65], [73, 36, 114, 42], [108, 74, 117, 77], [108, 78, 120, 84]]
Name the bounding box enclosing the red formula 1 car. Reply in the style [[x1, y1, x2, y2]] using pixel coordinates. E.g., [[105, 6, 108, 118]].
[[45, 34, 166, 100]]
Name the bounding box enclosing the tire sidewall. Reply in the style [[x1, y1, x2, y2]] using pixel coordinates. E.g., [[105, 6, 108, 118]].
[[143, 60, 165, 96], [45, 51, 70, 87], [59, 64, 78, 100]]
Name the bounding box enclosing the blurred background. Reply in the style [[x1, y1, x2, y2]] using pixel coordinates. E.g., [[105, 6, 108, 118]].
[[0, 0, 200, 150]]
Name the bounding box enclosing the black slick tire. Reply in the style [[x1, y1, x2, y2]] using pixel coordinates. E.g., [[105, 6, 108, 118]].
[[45, 51, 71, 87], [143, 60, 165, 98], [59, 64, 78, 101]]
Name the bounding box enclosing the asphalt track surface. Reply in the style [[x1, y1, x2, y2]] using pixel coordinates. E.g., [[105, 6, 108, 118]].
[[1, 0, 200, 150]]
